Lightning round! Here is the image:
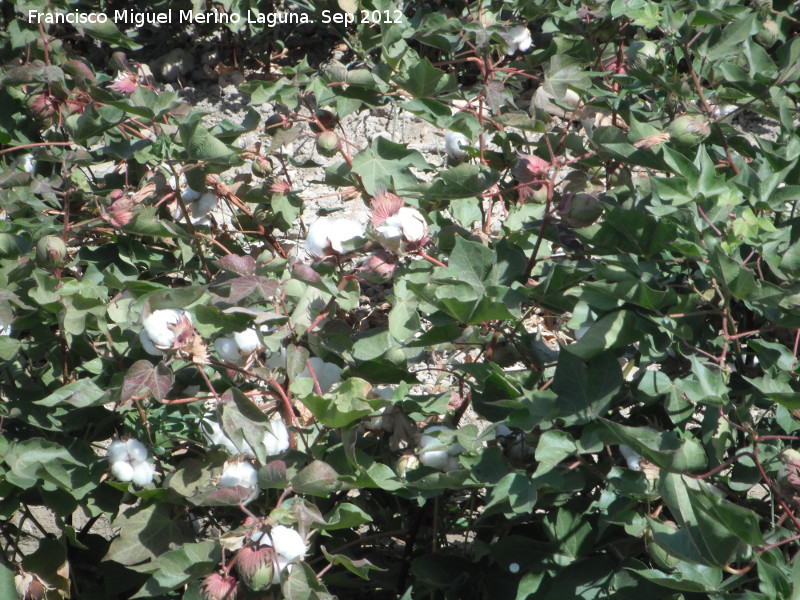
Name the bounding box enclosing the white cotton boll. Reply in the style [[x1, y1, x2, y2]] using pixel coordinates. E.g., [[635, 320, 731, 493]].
[[111, 460, 135, 482], [373, 222, 404, 253], [619, 445, 642, 471], [139, 330, 162, 356], [142, 309, 189, 349], [396, 207, 428, 242], [419, 449, 452, 471], [19, 153, 35, 174], [364, 407, 387, 432], [219, 460, 258, 488], [505, 26, 532, 55], [215, 335, 243, 364], [263, 418, 290, 456], [509, 563, 520, 574], [233, 329, 261, 354], [305, 218, 365, 258], [132, 461, 156, 486], [305, 217, 334, 257], [270, 525, 307, 562], [300, 357, 342, 394], [125, 439, 149, 463], [444, 131, 469, 159], [192, 193, 217, 221], [106, 440, 128, 464], [419, 425, 464, 455], [201, 419, 241, 456]]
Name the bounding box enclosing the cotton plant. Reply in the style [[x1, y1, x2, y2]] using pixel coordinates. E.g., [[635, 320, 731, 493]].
[[139, 308, 194, 355], [502, 25, 532, 55], [106, 438, 156, 486]]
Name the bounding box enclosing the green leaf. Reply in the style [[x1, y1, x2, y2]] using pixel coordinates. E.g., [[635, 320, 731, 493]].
[[106, 503, 194, 566], [568, 310, 648, 360], [599, 420, 707, 472], [320, 545, 384, 580], [552, 350, 622, 424], [394, 57, 457, 97], [131, 541, 219, 597], [292, 460, 342, 496], [351, 136, 430, 195], [300, 378, 378, 427], [179, 119, 243, 165], [35, 378, 109, 408], [323, 503, 373, 530]]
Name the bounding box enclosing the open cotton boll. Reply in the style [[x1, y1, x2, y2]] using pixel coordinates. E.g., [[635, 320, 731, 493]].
[[139, 330, 162, 356], [504, 25, 532, 55], [132, 461, 156, 486], [263, 417, 290, 456], [234, 329, 261, 354], [377, 207, 428, 246], [201, 418, 241, 456], [215, 335, 243, 364], [305, 217, 366, 258], [419, 425, 464, 471], [619, 445, 642, 471], [419, 425, 464, 455], [444, 131, 469, 159], [142, 309, 191, 349], [106, 440, 129, 464], [111, 460, 135, 482], [219, 460, 258, 489], [418, 449, 452, 471], [300, 357, 342, 394], [125, 439, 149, 463], [269, 525, 307, 562]]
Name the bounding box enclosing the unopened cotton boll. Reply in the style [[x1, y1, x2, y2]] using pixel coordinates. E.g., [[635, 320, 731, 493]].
[[619, 445, 642, 471], [505, 26, 532, 55], [111, 460, 135, 482], [132, 461, 156, 486], [305, 217, 366, 258], [444, 131, 469, 160]]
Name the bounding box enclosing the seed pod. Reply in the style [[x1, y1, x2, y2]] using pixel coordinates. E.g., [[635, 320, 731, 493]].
[[251, 156, 272, 178], [667, 114, 710, 146], [755, 19, 779, 47], [264, 113, 289, 136], [310, 109, 338, 133], [201, 572, 240, 600], [235, 545, 277, 590], [315, 131, 340, 157], [35, 235, 68, 267], [557, 193, 603, 228], [29, 93, 58, 119]]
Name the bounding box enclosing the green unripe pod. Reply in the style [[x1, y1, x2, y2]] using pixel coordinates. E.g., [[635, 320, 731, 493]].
[[315, 131, 340, 157], [36, 235, 68, 267], [667, 114, 710, 146], [755, 20, 779, 47], [251, 156, 272, 178], [557, 193, 603, 228], [264, 113, 288, 136]]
